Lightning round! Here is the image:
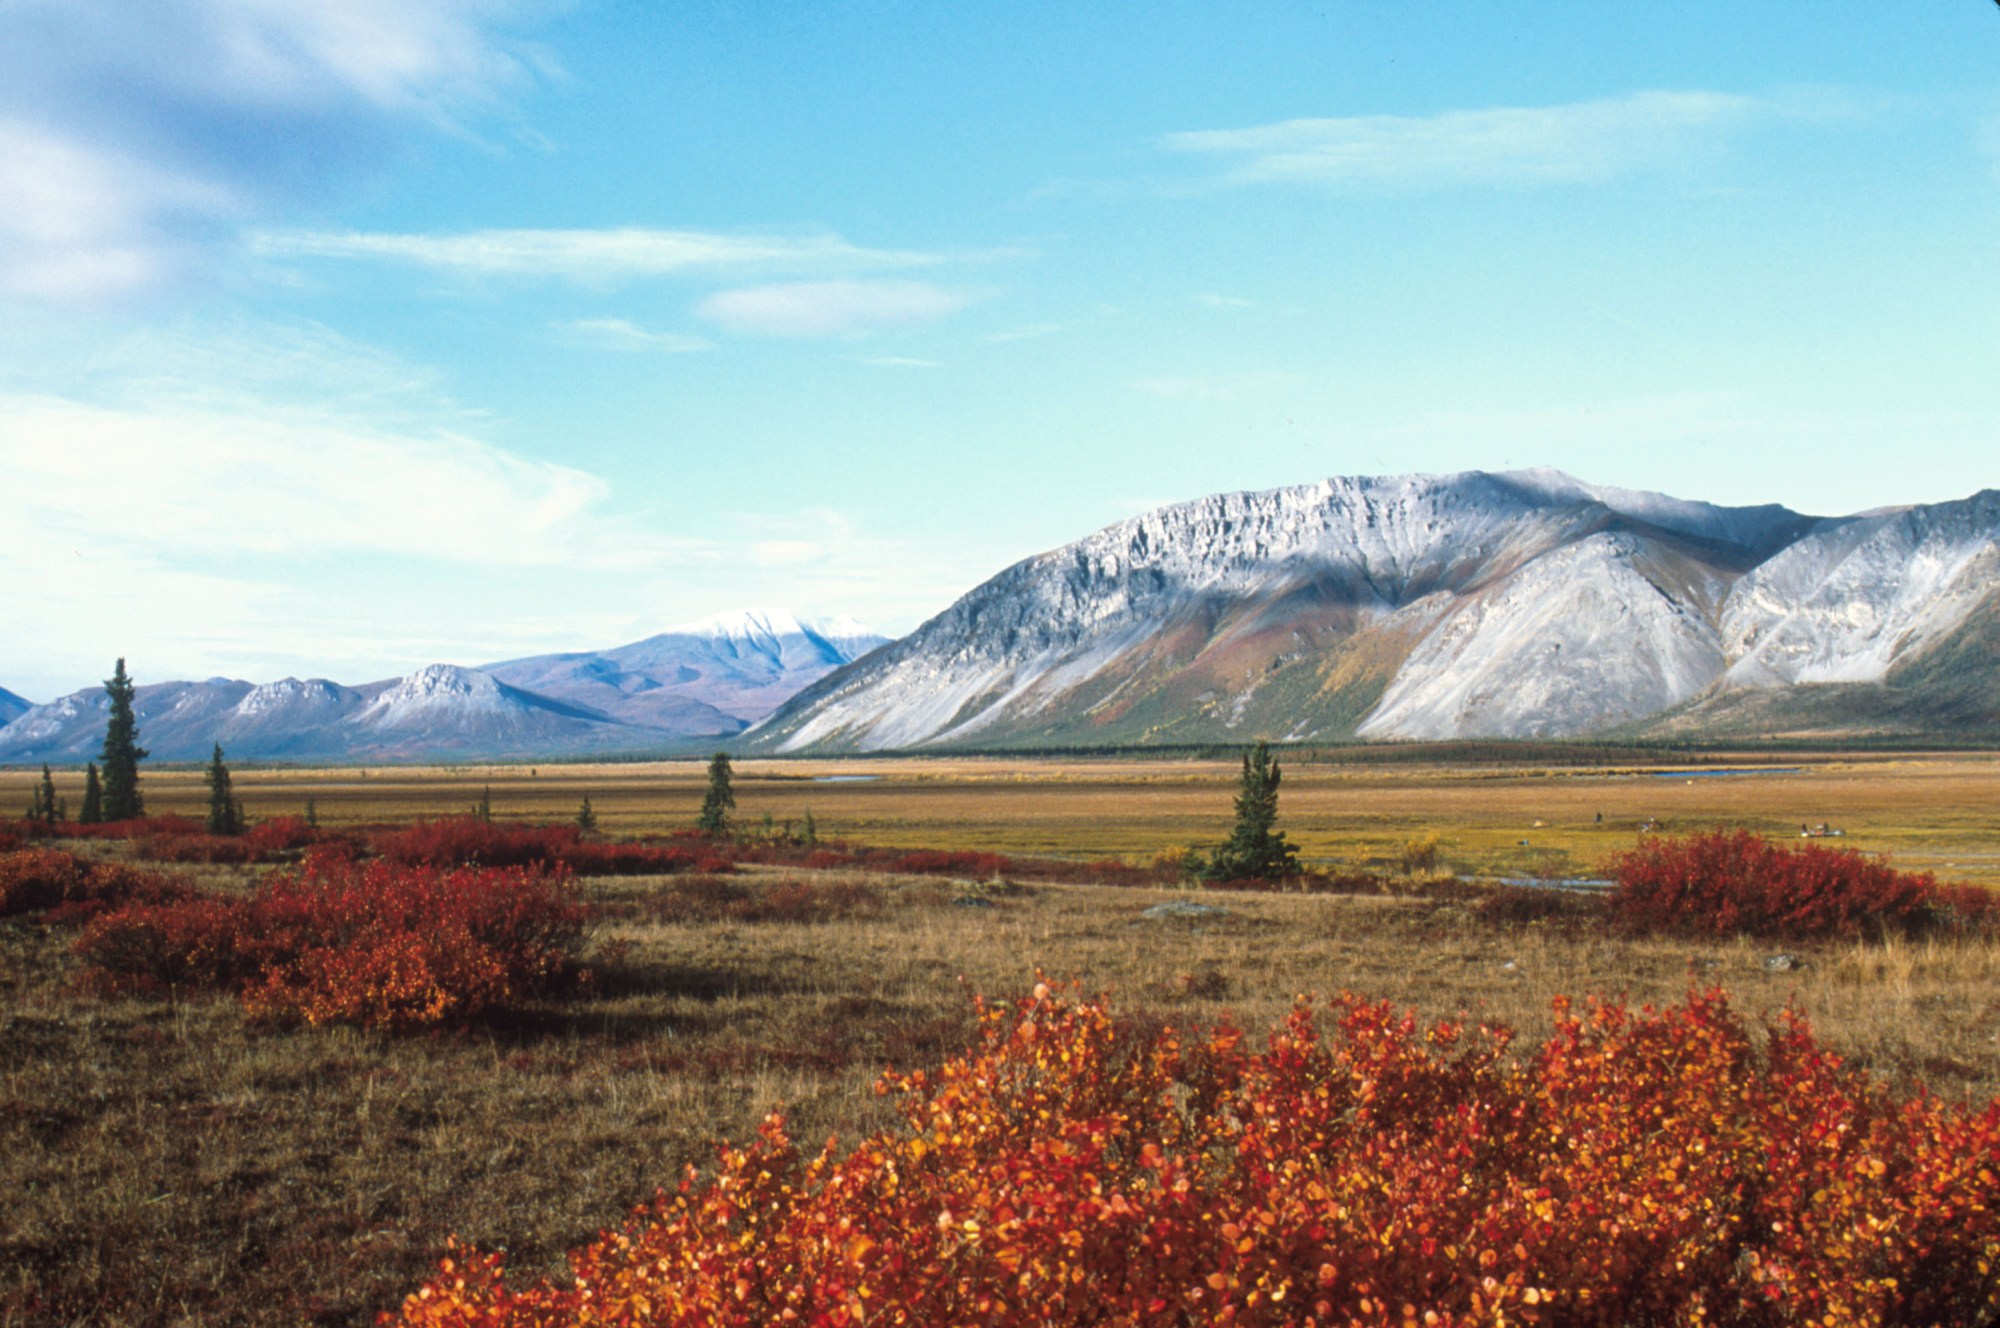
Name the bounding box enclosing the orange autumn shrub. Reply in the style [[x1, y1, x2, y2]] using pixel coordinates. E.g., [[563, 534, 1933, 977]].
[[76, 852, 588, 1031], [392, 984, 2000, 1327]]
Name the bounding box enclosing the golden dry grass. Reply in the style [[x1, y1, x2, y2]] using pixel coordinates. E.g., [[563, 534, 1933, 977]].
[[4, 749, 1999, 1325], [9, 751, 1996, 882], [7, 852, 2000, 1326]]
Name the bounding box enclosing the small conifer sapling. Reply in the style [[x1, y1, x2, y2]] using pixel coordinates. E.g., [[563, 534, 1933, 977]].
[[79, 762, 102, 825], [698, 751, 735, 835], [1205, 740, 1300, 882], [205, 744, 244, 836]]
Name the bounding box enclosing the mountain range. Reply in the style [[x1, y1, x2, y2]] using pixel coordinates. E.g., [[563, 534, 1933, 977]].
[[9, 470, 1998, 763], [0, 609, 887, 764], [747, 469, 2000, 752]]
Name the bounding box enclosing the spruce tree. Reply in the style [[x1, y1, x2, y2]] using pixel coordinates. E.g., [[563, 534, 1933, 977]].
[[99, 658, 147, 822], [205, 743, 244, 835], [34, 765, 59, 825], [576, 795, 598, 833], [1206, 740, 1299, 881], [79, 762, 102, 825], [697, 751, 735, 835]]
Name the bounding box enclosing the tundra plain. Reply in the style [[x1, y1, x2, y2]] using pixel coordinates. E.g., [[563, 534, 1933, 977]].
[[2, 750, 1998, 1326], [7, 749, 1997, 883]]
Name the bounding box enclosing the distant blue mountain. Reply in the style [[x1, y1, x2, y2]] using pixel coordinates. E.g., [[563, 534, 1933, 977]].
[[0, 607, 889, 765]]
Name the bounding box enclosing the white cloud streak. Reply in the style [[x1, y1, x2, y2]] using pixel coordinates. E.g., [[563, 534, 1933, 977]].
[[1162, 90, 1769, 190], [259, 227, 949, 282], [0, 392, 685, 570], [554, 318, 713, 353], [696, 280, 972, 338], [0, 0, 549, 300], [0, 319, 999, 695]]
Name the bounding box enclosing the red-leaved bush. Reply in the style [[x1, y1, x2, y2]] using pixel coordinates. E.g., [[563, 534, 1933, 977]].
[[0, 846, 189, 922], [392, 982, 2000, 1327], [1605, 830, 1991, 940], [883, 848, 1012, 877], [138, 813, 336, 864], [373, 817, 726, 876], [76, 852, 588, 1030]]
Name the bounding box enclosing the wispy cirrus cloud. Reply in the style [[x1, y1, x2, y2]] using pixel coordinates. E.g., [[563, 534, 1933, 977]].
[[1161, 89, 1847, 191], [0, 0, 554, 301], [259, 227, 951, 283], [553, 318, 713, 353], [696, 280, 973, 338]]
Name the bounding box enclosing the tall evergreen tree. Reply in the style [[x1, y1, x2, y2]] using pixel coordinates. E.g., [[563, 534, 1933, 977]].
[[99, 658, 147, 822], [205, 743, 244, 835], [79, 762, 102, 825], [35, 765, 59, 825], [697, 751, 735, 835], [1205, 740, 1299, 881], [576, 794, 598, 833]]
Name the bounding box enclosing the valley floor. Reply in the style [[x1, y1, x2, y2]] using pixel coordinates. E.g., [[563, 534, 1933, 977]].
[[6, 749, 1997, 883], [4, 751, 2000, 1324], [7, 858, 2000, 1325]]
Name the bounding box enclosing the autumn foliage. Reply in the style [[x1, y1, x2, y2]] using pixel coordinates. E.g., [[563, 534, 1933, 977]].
[[392, 983, 2000, 1327], [374, 817, 732, 876], [0, 846, 188, 922], [76, 850, 589, 1031], [1606, 829, 1995, 940]]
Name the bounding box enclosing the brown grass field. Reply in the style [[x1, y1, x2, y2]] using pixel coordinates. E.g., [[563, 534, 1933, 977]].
[[3, 751, 1999, 1325]]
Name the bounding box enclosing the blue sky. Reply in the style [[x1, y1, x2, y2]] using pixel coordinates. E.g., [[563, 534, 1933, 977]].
[[2, 1, 1997, 700]]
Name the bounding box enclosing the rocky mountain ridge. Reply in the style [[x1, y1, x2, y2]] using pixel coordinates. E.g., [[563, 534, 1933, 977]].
[[748, 470, 2000, 751]]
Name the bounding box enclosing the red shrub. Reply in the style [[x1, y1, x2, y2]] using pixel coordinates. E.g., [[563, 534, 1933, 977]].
[[885, 848, 1011, 877], [242, 815, 320, 855], [133, 816, 329, 864], [375, 817, 726, 877], [1928, 881, 2000, 934], [1605, 830, 1957, 939], [374, 817, 578, 870], [0, 847, 187, 921], [562, 840, 730, 877], [393, 983, 2000, 1327], [75, 856, 589, 1030], [72, 893, 255, 989], [136, 832, 257, 864]]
